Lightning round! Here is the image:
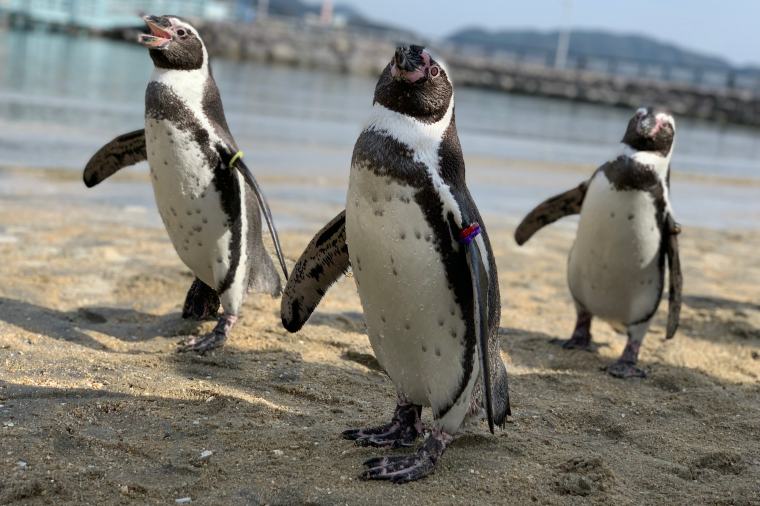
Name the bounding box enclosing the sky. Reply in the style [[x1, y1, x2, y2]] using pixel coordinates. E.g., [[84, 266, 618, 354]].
[[340, 0, 760, 67]]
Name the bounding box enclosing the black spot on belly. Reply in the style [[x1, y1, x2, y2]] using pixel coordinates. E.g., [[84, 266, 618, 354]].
[[309, 264, 324, 279], [392, 267, 398, 276], [415, 231, 421, 240], [197, 241, 203, 247], [628, 214, 635, 220], [186, 210, 193, 216], [217, 257, 223, 263], [438, 318, 444, 327], [450, 329, 457, 338], [202, 218, 208, 224], [400, 232, 406, 240], [610, 212, 616, 218], [193, 225, 202, 233], [404, 322, 411, 330], [380, 315, 386, 323], [421, 344, 427, 352], [374, 209, 384, 217], [435, 347, 441, 357]]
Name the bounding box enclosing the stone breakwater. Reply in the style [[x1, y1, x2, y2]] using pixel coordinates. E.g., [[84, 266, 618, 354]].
[[111, 19, 760, 127]]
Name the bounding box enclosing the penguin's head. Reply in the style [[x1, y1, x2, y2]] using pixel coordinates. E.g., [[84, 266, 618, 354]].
[[622, 107, 676, 156], [138, 15, 206, 71], [373, 45, 453, 121]]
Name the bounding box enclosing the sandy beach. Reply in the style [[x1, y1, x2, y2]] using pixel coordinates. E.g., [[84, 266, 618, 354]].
[[0, 166, 759, 505]]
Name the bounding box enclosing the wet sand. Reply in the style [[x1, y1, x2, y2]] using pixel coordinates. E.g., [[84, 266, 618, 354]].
[[1, 169, 759, 505]]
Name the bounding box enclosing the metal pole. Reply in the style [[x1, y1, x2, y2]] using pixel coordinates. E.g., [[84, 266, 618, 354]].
[[554, 0, 573, 69], [257, 0, 268, 20]]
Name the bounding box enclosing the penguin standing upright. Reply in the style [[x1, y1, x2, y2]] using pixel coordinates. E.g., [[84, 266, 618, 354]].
[[514, 107, 683, 378], [281, 46, 510, 483], [83, 15, 288, 352]]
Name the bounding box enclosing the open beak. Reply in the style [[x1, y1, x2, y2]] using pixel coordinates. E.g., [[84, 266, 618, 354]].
[[138, 16, 172, 49]]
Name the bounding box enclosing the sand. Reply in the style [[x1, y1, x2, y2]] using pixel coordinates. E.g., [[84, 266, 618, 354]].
[[0, 169, 759, 505]]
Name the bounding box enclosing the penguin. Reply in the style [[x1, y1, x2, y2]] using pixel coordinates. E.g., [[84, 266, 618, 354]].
[[514, 107, 683, 378], [83, 15, 288, 353], [281, 45, 510, 483]]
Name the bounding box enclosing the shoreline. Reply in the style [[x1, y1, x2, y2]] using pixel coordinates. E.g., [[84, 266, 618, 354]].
[[2, 161, 758, 232]]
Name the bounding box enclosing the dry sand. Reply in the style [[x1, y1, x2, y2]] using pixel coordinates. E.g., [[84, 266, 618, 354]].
[[0, 170, 759, 505]]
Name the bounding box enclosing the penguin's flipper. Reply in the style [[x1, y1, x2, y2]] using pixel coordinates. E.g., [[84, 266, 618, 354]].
[[665, 215, 683, 340], [514, 182, 588, 245], [229, 157, 289, 282], [281, 211, 350, 333], [83, 129, 147, 187], [463, 226, 496, 434]]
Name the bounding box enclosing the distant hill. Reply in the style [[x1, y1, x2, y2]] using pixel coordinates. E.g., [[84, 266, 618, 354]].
[[447, 28, 731, 69]]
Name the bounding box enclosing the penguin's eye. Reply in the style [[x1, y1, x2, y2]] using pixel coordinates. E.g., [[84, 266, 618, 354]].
[[430, 66, 440, 78], [176, 28, 187, 38]]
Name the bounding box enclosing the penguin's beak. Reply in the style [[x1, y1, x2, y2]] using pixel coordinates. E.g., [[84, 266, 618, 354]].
[[138, 15, 173, 50], [637, 112, 669, 139], [391, 45, 430, 83]]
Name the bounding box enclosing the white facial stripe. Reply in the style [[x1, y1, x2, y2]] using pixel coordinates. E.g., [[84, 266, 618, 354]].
[[365, 98, 464, 230], [655, 112, 675, 129], [636, 107, 647, 116]]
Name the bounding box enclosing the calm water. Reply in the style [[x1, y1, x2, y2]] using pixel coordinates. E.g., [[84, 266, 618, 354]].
[[1, 30, 758, 229]]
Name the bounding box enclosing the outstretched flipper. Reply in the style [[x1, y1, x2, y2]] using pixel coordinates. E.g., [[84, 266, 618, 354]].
[[514, 182, 588, 245], [665, 215, 682, 340], [83, 129, 147, 187], [280, 211, 350, 332]]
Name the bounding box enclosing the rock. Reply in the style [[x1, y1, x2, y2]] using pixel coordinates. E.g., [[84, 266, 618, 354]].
[[200, 450, 213, 460], [175, 497, 192, 504]]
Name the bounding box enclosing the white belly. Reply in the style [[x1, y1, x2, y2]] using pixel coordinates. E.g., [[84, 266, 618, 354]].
[[346, 168, 469, 413], [568, 174, 663, 325], [145, 118, 245, 290]]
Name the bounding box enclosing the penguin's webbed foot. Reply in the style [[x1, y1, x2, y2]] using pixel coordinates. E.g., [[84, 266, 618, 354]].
[[182, 278, 220, 321], [558, 329, 594, 351], [342, 403, 422, 448], [361, 429, 450, 484], [606, 360, 646, 379], [177, 314, 237, 354]]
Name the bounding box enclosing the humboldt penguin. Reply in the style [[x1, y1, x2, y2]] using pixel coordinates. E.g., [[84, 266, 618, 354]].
[[281, 45, 510, 482], [515, 107, 683, 378], [83, 15, 288, 352]]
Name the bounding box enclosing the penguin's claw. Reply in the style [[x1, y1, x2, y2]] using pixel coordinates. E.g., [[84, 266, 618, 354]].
[[361, 454, 436, 483], [177, 331, 226, 354], [342, 424, 419, 448], [360, 431, 448, 484], [177, 314, 237, 354], [558, 333, 594, 351], [342, 403, 422, 448], [606, 361, 647, 379]]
